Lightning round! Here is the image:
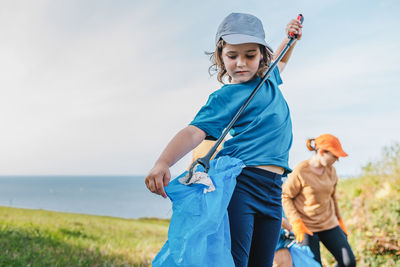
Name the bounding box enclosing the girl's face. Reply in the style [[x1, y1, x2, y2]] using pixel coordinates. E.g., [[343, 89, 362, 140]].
[[221, 43, 262, 84], [319, 150, 338, 167]]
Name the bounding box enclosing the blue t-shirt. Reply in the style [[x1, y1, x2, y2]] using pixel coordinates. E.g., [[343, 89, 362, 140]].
[[190, 67, 292, 174]]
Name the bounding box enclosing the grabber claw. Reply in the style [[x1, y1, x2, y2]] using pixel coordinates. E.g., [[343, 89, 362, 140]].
[[186, 156, 211, 183]]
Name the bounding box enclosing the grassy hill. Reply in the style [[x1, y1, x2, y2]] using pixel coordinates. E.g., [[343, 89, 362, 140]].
[[1, 144, 399, 266], [321, 143, 400, 266], [0, 208, 168, 266]]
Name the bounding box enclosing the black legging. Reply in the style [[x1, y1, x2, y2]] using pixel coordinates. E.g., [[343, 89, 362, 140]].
[[301, 226, 356, 267]]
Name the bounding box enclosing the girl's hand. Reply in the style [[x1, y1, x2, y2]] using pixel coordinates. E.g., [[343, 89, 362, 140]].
[[145, 161, 171, 198], [286, 18, 303, 40]]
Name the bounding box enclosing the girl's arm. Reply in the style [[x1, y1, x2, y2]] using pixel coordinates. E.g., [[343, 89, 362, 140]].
[[145, 125, 206, 198], [276, 18, 303, 73]]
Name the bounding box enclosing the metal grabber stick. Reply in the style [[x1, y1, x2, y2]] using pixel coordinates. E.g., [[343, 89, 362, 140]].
[[186, 14, 304, 183]]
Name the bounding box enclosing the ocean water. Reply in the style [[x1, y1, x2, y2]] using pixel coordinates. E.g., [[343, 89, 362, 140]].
[[0, 176, 172, 219]]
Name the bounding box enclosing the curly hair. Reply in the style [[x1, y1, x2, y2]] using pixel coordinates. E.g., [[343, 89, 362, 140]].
[[207, 39, 272, 84]]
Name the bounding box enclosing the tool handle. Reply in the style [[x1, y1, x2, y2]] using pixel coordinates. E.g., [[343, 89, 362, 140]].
[[289, 14, 304, 38]]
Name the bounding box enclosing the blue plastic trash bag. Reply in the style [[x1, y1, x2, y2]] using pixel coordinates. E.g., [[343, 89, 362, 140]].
[[290, 244, 321, 267], [152, 156, 244, 267], [276, 228, 296, 251]]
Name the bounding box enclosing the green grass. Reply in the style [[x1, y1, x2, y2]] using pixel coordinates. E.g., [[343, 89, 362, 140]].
[[1, 143, 399, 266], [0, 207, 168, 266], [321, 143, 400, 266]]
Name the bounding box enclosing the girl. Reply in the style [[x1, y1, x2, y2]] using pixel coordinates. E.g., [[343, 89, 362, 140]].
[[282, 134, 356, 266], [146, 12, 302, 267]]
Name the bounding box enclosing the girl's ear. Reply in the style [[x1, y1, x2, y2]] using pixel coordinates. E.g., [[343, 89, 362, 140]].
[[318, 149, 325, 156]]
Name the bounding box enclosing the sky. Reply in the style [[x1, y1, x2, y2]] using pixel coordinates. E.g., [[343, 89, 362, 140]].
[[0, 0, 399, 177]]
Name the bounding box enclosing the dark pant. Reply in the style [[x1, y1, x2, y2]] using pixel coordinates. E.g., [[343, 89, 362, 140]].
[[228, 167, 283, 267], [302, 226, 356, 267]]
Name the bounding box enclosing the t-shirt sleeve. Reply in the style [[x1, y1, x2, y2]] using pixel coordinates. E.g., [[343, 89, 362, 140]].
[[189, 92, 233, 140], [270, 63, 283, 86]]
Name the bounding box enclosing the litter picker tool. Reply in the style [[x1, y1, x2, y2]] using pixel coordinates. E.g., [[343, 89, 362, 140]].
[[186, 14, 304, 183]]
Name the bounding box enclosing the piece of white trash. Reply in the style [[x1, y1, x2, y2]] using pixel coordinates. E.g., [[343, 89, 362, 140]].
[[179, 172, 216, 194]]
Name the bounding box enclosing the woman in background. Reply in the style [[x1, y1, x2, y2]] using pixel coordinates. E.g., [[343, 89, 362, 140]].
[[282, 134, 356, 266]]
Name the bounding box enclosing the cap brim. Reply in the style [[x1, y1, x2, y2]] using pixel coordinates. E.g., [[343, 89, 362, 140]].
[[333, 150, 348, 158], [221, 34, 273, 53]]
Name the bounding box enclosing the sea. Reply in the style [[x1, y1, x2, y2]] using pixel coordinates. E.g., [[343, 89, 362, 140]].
[[0, 175, 172, 219]]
